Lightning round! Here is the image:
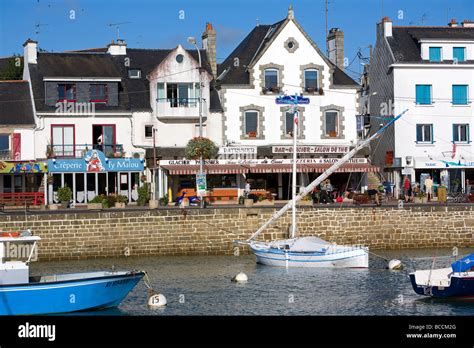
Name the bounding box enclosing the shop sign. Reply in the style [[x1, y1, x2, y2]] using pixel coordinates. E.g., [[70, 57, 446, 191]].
[[0, 161, 46, 174], [48, 150, 144, 173], [196, 173, 207, 195], [272, 145, 349, 154], [218, 146, 257, 155], [160, 158, 367, 166], [416, 159, 471, 169]]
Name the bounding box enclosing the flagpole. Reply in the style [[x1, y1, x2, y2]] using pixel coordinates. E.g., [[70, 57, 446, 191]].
[[291, 94, 298, 239]]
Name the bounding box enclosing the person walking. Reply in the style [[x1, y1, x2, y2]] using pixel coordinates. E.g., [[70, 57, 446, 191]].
[[403, 176, 411, 202], [425, 175, 433, 202]]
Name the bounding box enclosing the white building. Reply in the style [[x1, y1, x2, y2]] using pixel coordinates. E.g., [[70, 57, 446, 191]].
[[209, 7, 370, 199], [369, 17, 474, 195]]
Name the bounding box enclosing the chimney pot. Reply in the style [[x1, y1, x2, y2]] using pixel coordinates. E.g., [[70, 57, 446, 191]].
[[107, 39, 126, 55], [448, 18, 458, 27], [202, 22, 217, 78], [23, 38, 38, 64], [461, 19, 474, 27], [327, 28, 345, 71]]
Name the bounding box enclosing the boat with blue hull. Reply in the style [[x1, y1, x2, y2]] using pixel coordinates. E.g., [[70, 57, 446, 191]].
[[0, 233, 144, 315], [410, 253, 474, 299]]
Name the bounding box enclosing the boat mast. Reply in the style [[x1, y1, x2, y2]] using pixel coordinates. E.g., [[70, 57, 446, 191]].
[[244, 109, 408, 243], [291, 102, 298, 239]]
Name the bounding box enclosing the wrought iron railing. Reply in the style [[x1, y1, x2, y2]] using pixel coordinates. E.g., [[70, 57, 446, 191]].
[[0, 150, 12, 160], [46, 144, 124, 159], [157, 98, 199, 108]]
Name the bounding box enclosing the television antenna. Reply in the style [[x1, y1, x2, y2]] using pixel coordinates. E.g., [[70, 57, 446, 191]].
[[34, 22, 49, 35], [108, 22, 131, 40]]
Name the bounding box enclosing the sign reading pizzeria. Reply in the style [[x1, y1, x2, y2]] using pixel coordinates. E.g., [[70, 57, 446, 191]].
[[272, 145, 350, 154]]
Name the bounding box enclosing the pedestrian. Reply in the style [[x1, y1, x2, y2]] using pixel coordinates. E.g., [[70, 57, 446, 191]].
[[403, 176, 411, 202], [424, 175, 433, 202], [466, 179, 471, 196], [244, 181, 251, 199]]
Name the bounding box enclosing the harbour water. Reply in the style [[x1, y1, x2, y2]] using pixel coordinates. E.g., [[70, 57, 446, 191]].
[[30, 248, 474, 316]]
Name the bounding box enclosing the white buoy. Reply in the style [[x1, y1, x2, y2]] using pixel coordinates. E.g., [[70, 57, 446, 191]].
[[148, 293, 167, 307], [232, 272, 248, 283], [388, 259, 403, 270]]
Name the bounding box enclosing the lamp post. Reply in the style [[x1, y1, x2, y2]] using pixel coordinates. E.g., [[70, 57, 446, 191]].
[[187, 36, 205, 208]]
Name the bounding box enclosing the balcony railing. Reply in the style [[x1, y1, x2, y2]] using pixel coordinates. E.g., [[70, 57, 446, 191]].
[[0, 149, 12, 160], [157, 98, 199, 108], [46, 144, 124, 159]]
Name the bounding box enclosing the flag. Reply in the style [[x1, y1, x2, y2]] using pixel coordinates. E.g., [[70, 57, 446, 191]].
[[294, 111, 299, 125], [452, 143, 457, 159]]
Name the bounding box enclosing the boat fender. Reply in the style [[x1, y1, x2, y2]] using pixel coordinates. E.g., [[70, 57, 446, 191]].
[[388, 259, 403, 270], [148, 292, 167, 307], [231, 272, 248, 283]]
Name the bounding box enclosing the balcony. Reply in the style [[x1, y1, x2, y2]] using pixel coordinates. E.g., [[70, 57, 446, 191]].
[[46, 144, 125, 159], [155, 98, 207, 121], [0, 150, 12, 160]]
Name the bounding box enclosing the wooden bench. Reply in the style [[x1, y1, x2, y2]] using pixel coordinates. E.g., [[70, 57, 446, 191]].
[[0, 192, 45, 208]]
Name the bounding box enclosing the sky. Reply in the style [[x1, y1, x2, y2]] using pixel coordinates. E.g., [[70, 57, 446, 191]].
[[0, 0, 473, 80]]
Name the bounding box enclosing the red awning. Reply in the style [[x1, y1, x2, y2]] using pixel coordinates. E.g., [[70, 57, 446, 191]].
[[249, 163, 379, 173], [161, 164, 249, 175]]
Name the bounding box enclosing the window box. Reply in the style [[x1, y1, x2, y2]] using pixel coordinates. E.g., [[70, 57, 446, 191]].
[[247, 131, 257, 138], [262, 86, 280, 94], [318, 87, 324, 95], [327, 131, 337, 138], [305, 87, 317, 94]]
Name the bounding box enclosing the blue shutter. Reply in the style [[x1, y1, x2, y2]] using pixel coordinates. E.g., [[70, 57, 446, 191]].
[[429, 47, 441, 62], [416, 125, 422, 142], [453, 85, 468, 105], [416, 85, 431, 104], [453, 47, 465, 62], [453, 124, 458, 142]]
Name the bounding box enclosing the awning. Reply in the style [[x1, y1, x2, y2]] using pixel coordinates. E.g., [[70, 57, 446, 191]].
[[248, 163, 378, 173], [161, 164, 249, 175]]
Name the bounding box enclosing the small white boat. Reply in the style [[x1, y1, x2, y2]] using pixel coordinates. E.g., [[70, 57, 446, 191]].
[[236, 97, 407, 269]]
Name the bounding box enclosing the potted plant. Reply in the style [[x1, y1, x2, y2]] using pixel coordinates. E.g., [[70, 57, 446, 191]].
[[137, 184, 150, 206], [115, 194, 128, 208], [46, 146, 55, 159], [298, 194, 313, 206], [159, 194, 169, 206], [318, 87, 324, 95], [185, 137, 218, 161], [47, 174, 54, 185], [57, 186, 72, 208], [88, 195, 104, 209], [415, 191, 426, 204]]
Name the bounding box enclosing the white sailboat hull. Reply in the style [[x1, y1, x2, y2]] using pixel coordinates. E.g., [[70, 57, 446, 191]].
[[250, 240, 369, 268]]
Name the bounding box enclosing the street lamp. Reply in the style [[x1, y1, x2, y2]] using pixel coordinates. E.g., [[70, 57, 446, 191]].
[[187, 36, 205, 208]]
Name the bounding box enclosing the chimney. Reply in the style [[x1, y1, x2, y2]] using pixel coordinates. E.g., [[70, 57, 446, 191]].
[[287, 5, 295, 20], [107, 39, 127, 55], [327, 28, 345, 71], [202, 22, 217, 78], [23, 39, 38, 64], [381, 17, 392, 37], [461, 19, 474, 28], [448, 19, 458, 27]]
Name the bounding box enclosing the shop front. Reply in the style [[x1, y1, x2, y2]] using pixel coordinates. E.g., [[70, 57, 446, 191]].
[[0, 160, 46, 193], [158, 158, 378, 202], [47, 149, 144, 204]]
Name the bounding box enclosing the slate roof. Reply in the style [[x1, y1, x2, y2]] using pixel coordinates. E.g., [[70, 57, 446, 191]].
[[217, 19, 358, 87], [388, 27, 474, 63], [0, 81, 35, 125], [28, 47, 221, 112]]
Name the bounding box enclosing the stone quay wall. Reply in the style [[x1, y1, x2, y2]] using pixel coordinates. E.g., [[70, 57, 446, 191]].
[[0, 205, 473, 261]]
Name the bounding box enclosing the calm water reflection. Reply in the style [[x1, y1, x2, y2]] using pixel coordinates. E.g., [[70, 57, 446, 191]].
[[30, 248, 474, 316]]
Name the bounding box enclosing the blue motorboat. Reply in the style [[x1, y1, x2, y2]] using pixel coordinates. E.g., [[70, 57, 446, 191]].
[[409, 253, 474, 299], [0, 233, 144, 315]]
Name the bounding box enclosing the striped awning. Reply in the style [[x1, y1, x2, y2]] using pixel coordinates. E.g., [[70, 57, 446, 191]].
[[161, 164, 249, 175], [248, 163, 379, 173]]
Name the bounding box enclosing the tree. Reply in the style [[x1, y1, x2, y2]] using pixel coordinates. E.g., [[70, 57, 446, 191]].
[[185, 137, 218, 160], [0, 56, 23, 80]]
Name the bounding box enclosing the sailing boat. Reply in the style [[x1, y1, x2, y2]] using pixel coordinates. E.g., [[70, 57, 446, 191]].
[[238, 101, 407, 268]]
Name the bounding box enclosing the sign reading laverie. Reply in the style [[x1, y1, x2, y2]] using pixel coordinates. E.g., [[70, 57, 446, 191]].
[[275, 95, 310, 105]]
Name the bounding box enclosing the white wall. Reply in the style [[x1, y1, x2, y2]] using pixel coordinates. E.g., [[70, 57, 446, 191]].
[[420, 41, 474, 61], [222, 20, 359, 147], [393, 65, 474, 166]]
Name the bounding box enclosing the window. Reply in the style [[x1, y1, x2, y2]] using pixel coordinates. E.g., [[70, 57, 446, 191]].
[[304, 69, 318, 92], [264, 69, 278, 90], [453, 47, 465, 62], [0, 134, 9, 159], [453, 124, 469, 143], [176, 54, 184, 63], [285, 112, 295, 136], [416, 85, 432, 105], [452, 85, 468, 105], [57, 84, 76, 102], [90, 84, 108, 102], [128, 69, 141, 78], [245, 111, 258, 137], [93, 125, 116, 154], [324, 111, 339, 137], [416, 124, 433, 143], [429, 47, 441, 62], [51, 125, 75, 157], [145, 125, 153, 138], [163, 83, 198, 107]]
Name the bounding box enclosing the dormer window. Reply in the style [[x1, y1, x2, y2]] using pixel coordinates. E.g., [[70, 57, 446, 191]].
[[429, 47, 442, 62], [58, 84, 76, 102], [264, 69, 278, 90], [90, 84, 108, 103], [128, 69, 141, 78], [453, 47, 466, 62]]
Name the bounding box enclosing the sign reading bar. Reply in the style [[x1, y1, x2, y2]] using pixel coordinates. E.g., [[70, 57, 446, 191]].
[[160, 158, 368, 166], [272, 145, 350, 154], [218, 146, 257, 155]]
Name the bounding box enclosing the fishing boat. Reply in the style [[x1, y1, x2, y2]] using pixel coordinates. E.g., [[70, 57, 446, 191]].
[[0, 232, 144, 315], [237, 95, 407, 268], [409, 253, 474, 299]]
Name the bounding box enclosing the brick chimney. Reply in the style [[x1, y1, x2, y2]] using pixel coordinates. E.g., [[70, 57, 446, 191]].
[[327, 28, 345, 71], [23, 39, 38, 64], [461, 19, 474, 28], [448, 19, 458, 27], [107, 39, 127, 55], [202, 23, 217, 78]]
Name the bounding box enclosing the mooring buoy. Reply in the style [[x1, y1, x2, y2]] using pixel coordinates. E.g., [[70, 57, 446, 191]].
[[148, 293, 167, 307], [388, 259, 403, 270], [231, 272, 248, 283]]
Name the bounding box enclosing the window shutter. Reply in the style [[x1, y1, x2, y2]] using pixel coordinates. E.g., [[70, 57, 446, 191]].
[[12, 133, 21, 161], [453, 124, 458, 142], [416, 125, 422, 142], [453, 47, 465, 62], [157, 83, 165, 100], [429, 47, 441, 62]]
